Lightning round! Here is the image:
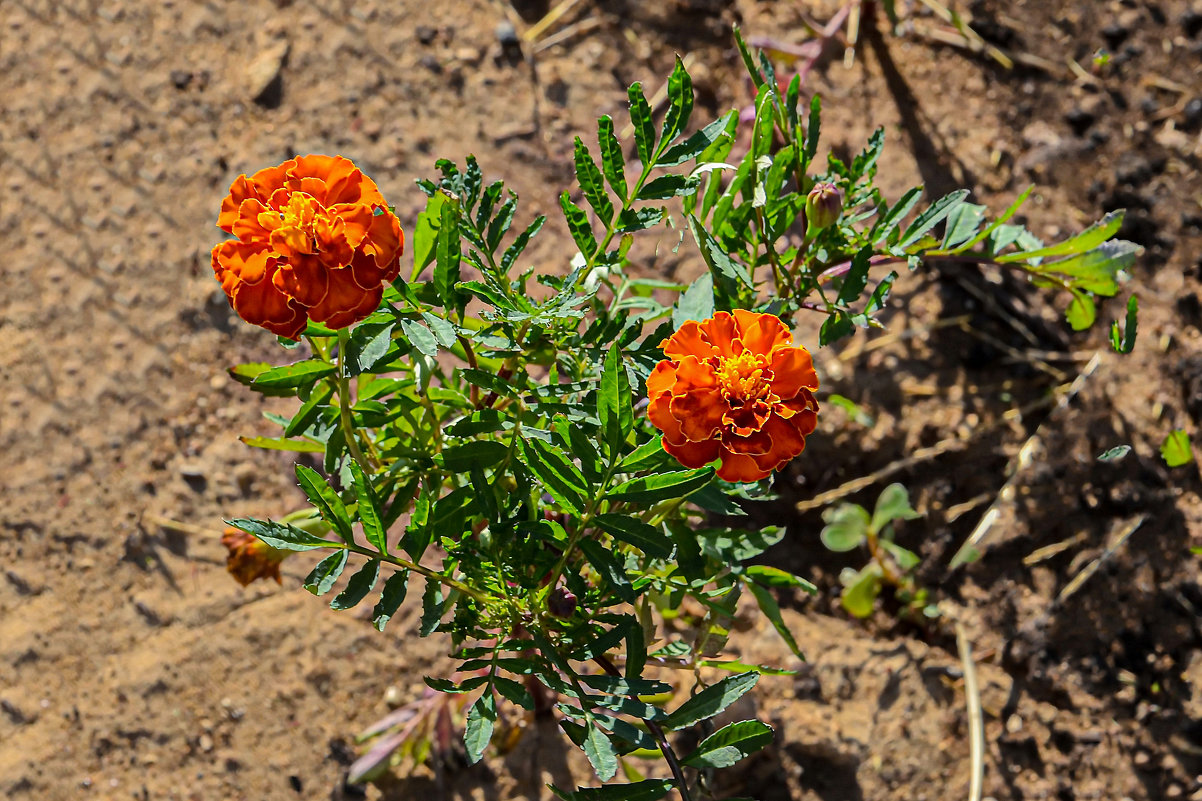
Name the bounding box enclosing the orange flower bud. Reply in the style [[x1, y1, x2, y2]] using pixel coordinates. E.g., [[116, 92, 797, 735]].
[[647, 311, 820, 483], [211, 155, 405, 339], [221, 526, 290, 586]]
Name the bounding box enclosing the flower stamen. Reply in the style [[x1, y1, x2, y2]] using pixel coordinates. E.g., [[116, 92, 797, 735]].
[[714, 350, 770, 402]]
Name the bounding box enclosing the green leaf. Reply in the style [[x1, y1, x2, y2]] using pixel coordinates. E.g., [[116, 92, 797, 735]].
[[402, 493, 432, 560], [422, 312, 458, 348], [239, 435, 324, 453], [228, 362, 294, 397], [941, 203, 987, 250], [871, 483, 922, 534], [872, 186, 923, 245], [371, 569, 409, 631], [803, 94, 821, 166], [836, 246, 873, 306], [464, 692, 497, 764], [744, 565, 816, 594], [446, 409, 507, 438], [879, 539, 920, 571], [399, 318, 440, 358], [227, 518, 334, 551], [434, 200, 462, 308], [607, 468, 714, 504], [617, 438, 670, 472], [998, 210, 1125, 261], [898, 189, 969, 248], [578, 538, 635, 603], [559, 780, 675, 801], [435, 440, 510, 472], [745, 581, 803, 659], [659, 56, 693, 150], [349, 460, 388, 554], [412, 193, 446, 272], [349, 321, 396, 374], [1066, 290, 1096, 331], [304, 550, 348, 596], [1035, 241, 1140, 296], [681, 720, 774, 768], [501, 215, 546, 273], [596, 115, 628, 203], [520, 438, 589, 515], [295, 464, 354, 544], [330, 558, 380, 610], [637, 175, 693, 200], [284, 383, 334, 437], [595, 514, 672, 559], [1097, 445, 1131, 463], [560, 192, 598, 259], [672, 272, 715, 330], [840, 564, 882, 618], [1110, 295, 1138, 354], [251, 359, 336, 389], [819, 504, 870, 552], [420, 578, 446, 636], [599, 345, 634, 461], [615, 207, 665, 233], [658, 110, 737, 167], [584, 723, 619, 782], [1161, 429, 1194, 468], [628, 82, 656, 168], [662, 672, 759, 731], [460, 367, 517, 399], [687, 216, 752, 294], [574, 137, 615, 225]]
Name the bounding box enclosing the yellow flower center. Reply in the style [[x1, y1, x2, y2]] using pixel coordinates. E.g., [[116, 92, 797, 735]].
[[275, 192, 325, 254], [714, 350, 770, 402]]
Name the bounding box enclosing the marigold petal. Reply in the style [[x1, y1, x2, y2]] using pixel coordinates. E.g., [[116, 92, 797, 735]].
[[733, 309, 792, 356], [648, 392, 687, 445], [249, 160, 294, 195], [218, 175, 259, 233], [722, 428, 774, 456], [230, 272, 308, 339], [698, 311, 740, 357], [212, 240, 274, 287], [361, 207, 405, 273], [662, 436, 721, 469], [273, 253, 329, 308], [722, 400, 772, 436], [779, 389, 820, 434], [661, 320, 719, 361], [645, 360, 677, 401], [673, 354, 718, 392], [761, 414, 807, 460], [230, 198, 276, 243], [308, 265, 381, 329], [769, 347, 819, 400], [329, 203, 376, 250], [669, 388, 726, 442], [716, 450, 771, 483]]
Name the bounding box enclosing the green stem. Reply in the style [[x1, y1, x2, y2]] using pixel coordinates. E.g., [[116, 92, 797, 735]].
[[335, 328, 373, 474], [347, 542, 486, 602]]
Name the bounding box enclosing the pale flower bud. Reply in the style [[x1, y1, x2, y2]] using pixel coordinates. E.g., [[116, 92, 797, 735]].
[[805, 182, 843, 232]]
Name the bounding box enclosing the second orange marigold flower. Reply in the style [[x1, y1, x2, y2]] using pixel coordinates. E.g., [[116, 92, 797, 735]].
[[647, 310, 820, 483], [211, 155, 404, 339]]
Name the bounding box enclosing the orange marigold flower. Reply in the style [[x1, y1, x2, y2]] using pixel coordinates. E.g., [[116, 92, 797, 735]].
[[221, 526, 289, 586], [647, 310, 820, 483], [211, 155, 405, 339]]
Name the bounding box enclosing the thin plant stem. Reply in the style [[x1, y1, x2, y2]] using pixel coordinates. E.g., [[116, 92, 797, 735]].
[[335, 328, 373, 474]]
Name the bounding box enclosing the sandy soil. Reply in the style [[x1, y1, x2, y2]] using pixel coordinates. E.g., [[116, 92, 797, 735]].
[[4, 0, 1202, 799]]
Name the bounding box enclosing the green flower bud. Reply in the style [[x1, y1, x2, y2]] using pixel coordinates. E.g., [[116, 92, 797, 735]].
[[805, 182, 843, 232]]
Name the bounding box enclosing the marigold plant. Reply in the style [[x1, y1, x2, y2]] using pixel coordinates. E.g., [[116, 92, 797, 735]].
[[211, 31, 1139, 800]]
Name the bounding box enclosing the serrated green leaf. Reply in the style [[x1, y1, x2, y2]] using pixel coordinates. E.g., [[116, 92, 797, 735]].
[[434, 200, 462, 308], [227, 517, 334, 551], [435, 440, 509, 472], [574, 137, 614, 225], [998, 210, 1125, 261], [239, 435, 324, 453], [836, 246, 873, 306], [871, 483, 922, 534], [521, 437, 590, 514], [560, 192, 598, 259], [628, 83, 656, 168], [349, 321, 396, 374], [583, 722, 619, 781], [595, 514, 671, 559], [399, 318, 439, 358], [688, 215, 752, 294], [578, 538, 635, 603], [1161, 429, 1193, 467], [658, 110, 737, 167], [662, 672, 759, 731], [446, 409, 507, 438], [898, 189, 970, 248], [420, 578, 446, 636], [501, 215, 546, 273], [304, 550, 348, 596], [349, 460, 387, 554], [330, 558, 379, 610], [803, 94, 821, 166], [421, 312, 458, 348], [616, 437, 670, 472], [599, 345, 634, 461], [413, 193, 446, 272], [872, 186, 923, 245], [464, 692, 496, 764], [596, 115, 628, 203], [659, 56, 693, 150], [942, 202, 987, 250], [251, 359, 336, 389], [562, 779, 676, 801], [371, 569, 409, 631], [615, 207, 665, 233], [607, 468, 714, 504], [672, 272, 715, 330], [637, 174, 693, 200], [744, 565, 816, 594], [295, 464, 354, 544], [681, 720, 773, 768], [745, 581, 803, 660]]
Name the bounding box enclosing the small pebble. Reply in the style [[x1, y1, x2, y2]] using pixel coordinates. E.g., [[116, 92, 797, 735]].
[[415, 25, 436, 44]]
